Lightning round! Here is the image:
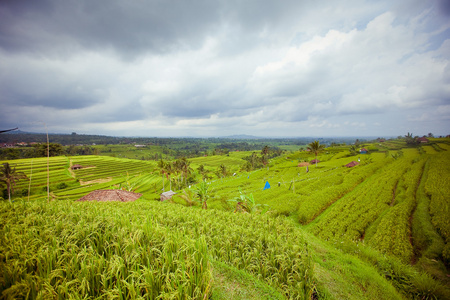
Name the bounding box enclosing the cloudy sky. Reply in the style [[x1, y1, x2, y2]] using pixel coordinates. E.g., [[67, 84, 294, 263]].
[[1, 0, 449, 137]]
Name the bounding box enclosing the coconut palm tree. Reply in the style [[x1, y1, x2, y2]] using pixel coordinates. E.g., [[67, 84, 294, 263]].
[[405, 132, 417, 145], [178, 157, 193, 188], [349, 145, 358, 156], [307, 140, 325, 166], [0, 163, 28, 203], [217, 164, 228, 178], [178, 188, 196, 207], [197, 164, 208, 181], [261, 145, 270, 166], [157, 159, 167, 192]]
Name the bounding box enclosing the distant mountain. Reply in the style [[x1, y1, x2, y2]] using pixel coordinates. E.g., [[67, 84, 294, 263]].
[[221, 134, 262, 139]]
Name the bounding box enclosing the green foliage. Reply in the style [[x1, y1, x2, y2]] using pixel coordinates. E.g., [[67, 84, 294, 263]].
[[424, 152, 450, 264], [0, 201, 212, 299], [0, 162, 28, 202], [195, 181, 211, 209], [1, 138, 450, 298], [228, 189, 269, 214], [56, 182, 67, 189], [368, 158, 426, 263], [0, 200, 314, 299], [33, 143, 64, 157], [307, 141, 325, 165], [311, 149, 419, 241]]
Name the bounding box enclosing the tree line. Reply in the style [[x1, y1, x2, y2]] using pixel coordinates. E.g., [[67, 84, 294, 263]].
[[0, 144, 99, 160]]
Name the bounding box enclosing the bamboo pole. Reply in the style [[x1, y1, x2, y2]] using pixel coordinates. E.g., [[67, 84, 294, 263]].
[[28, 160, 33, 201], [45, 123, 49, 203]]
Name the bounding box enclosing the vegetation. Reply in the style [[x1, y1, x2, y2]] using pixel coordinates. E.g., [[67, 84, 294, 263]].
[[0, 200, 313, 299], [307, 140, 325, 166], [0, 162, 28, 203], [0, 135, 449, 299]]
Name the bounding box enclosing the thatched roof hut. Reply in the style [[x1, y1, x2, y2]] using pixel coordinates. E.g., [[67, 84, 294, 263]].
[[160, 190, 176, 201], [359, 148, 368, 154], [298, 162, 310, 167], [417, 137, 429, 143], [345, 161, 360, 168], [71, 164, 83, 170], [77, 190, 142, 202]]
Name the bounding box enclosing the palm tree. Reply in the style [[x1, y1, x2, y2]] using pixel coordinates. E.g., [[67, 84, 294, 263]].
[[261, 145, 270, 166], [217, 164, 228, 178], [178, 188, 196, 207], [405, 132, 417, 145], [178, 157, 193, 188], [165, 163, 173, 191], [157, 159, 167, 192], [250, 152, 258, 169], [349, 145, 358, 156], [0, 163, 28, 203], [307, 140, 325, 166], [197, 164, 208, 181]]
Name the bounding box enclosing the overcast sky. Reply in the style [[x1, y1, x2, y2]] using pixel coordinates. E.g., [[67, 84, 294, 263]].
[[1, 0, 449, 137]]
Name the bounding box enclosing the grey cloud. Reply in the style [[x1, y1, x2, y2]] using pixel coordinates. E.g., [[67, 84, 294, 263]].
[[0, 0, 349, 60], [1, 0, 307, 59], [1, 0, 449, 137], [1, 0, 221, 58]]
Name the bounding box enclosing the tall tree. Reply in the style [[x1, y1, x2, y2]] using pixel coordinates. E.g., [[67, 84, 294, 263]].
[[217, 164, 228, 178], [261, 145, 270, 165], [0, 163, 28, 203], [307, 140, 325, 166], [197, 164, 207, 181], [179, 157, 193, 187], [349, 145, 358, 156], [157, 159, 166, 192], [405, 132, 417, 145]]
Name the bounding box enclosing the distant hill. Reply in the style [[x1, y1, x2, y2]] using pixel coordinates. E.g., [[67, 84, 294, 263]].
[[221, 134, 262, 139]]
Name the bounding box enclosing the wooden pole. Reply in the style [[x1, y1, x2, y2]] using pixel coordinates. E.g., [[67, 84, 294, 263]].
[[45, 124, 49, 203], [28, 160, 33, 201]]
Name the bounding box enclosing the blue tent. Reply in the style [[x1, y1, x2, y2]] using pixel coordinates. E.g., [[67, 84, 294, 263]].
[[263, 181, 271, 190]]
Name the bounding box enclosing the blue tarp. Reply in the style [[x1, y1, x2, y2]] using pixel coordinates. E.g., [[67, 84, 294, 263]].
[[263, 181, 271, 190]]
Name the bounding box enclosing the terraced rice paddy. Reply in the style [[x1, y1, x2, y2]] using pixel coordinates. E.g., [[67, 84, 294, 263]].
[[1, 139, 449, 299]]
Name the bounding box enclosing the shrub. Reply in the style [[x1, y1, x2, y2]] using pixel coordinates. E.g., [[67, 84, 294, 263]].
[[56, 182, 67, 189]]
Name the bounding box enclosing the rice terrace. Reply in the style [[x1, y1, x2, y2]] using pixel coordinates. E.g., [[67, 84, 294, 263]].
[[0, 134, 449, 299]]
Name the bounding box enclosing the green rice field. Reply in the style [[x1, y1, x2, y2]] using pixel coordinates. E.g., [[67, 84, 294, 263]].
[[1, 138, 449, 299]]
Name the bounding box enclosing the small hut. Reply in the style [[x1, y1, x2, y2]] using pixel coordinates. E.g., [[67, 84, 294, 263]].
[[77, 190, 142, 202], [160, 190, 176, 201], [359, 148, 368, 154], [345, 161, 360, 168], [71, 164, 83, 170], [310, 159, 320, 164], [417, 137, 429, 143], [298, 162, 310, 167]]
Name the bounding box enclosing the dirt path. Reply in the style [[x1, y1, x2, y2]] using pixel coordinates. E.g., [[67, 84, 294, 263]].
[[390, 180, 398, 206], [68, 159, 76, 178], [409, 162, 426, 265]]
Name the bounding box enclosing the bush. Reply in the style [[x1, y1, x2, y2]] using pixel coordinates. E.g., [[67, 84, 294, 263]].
[[57, 182, 68, 189]]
